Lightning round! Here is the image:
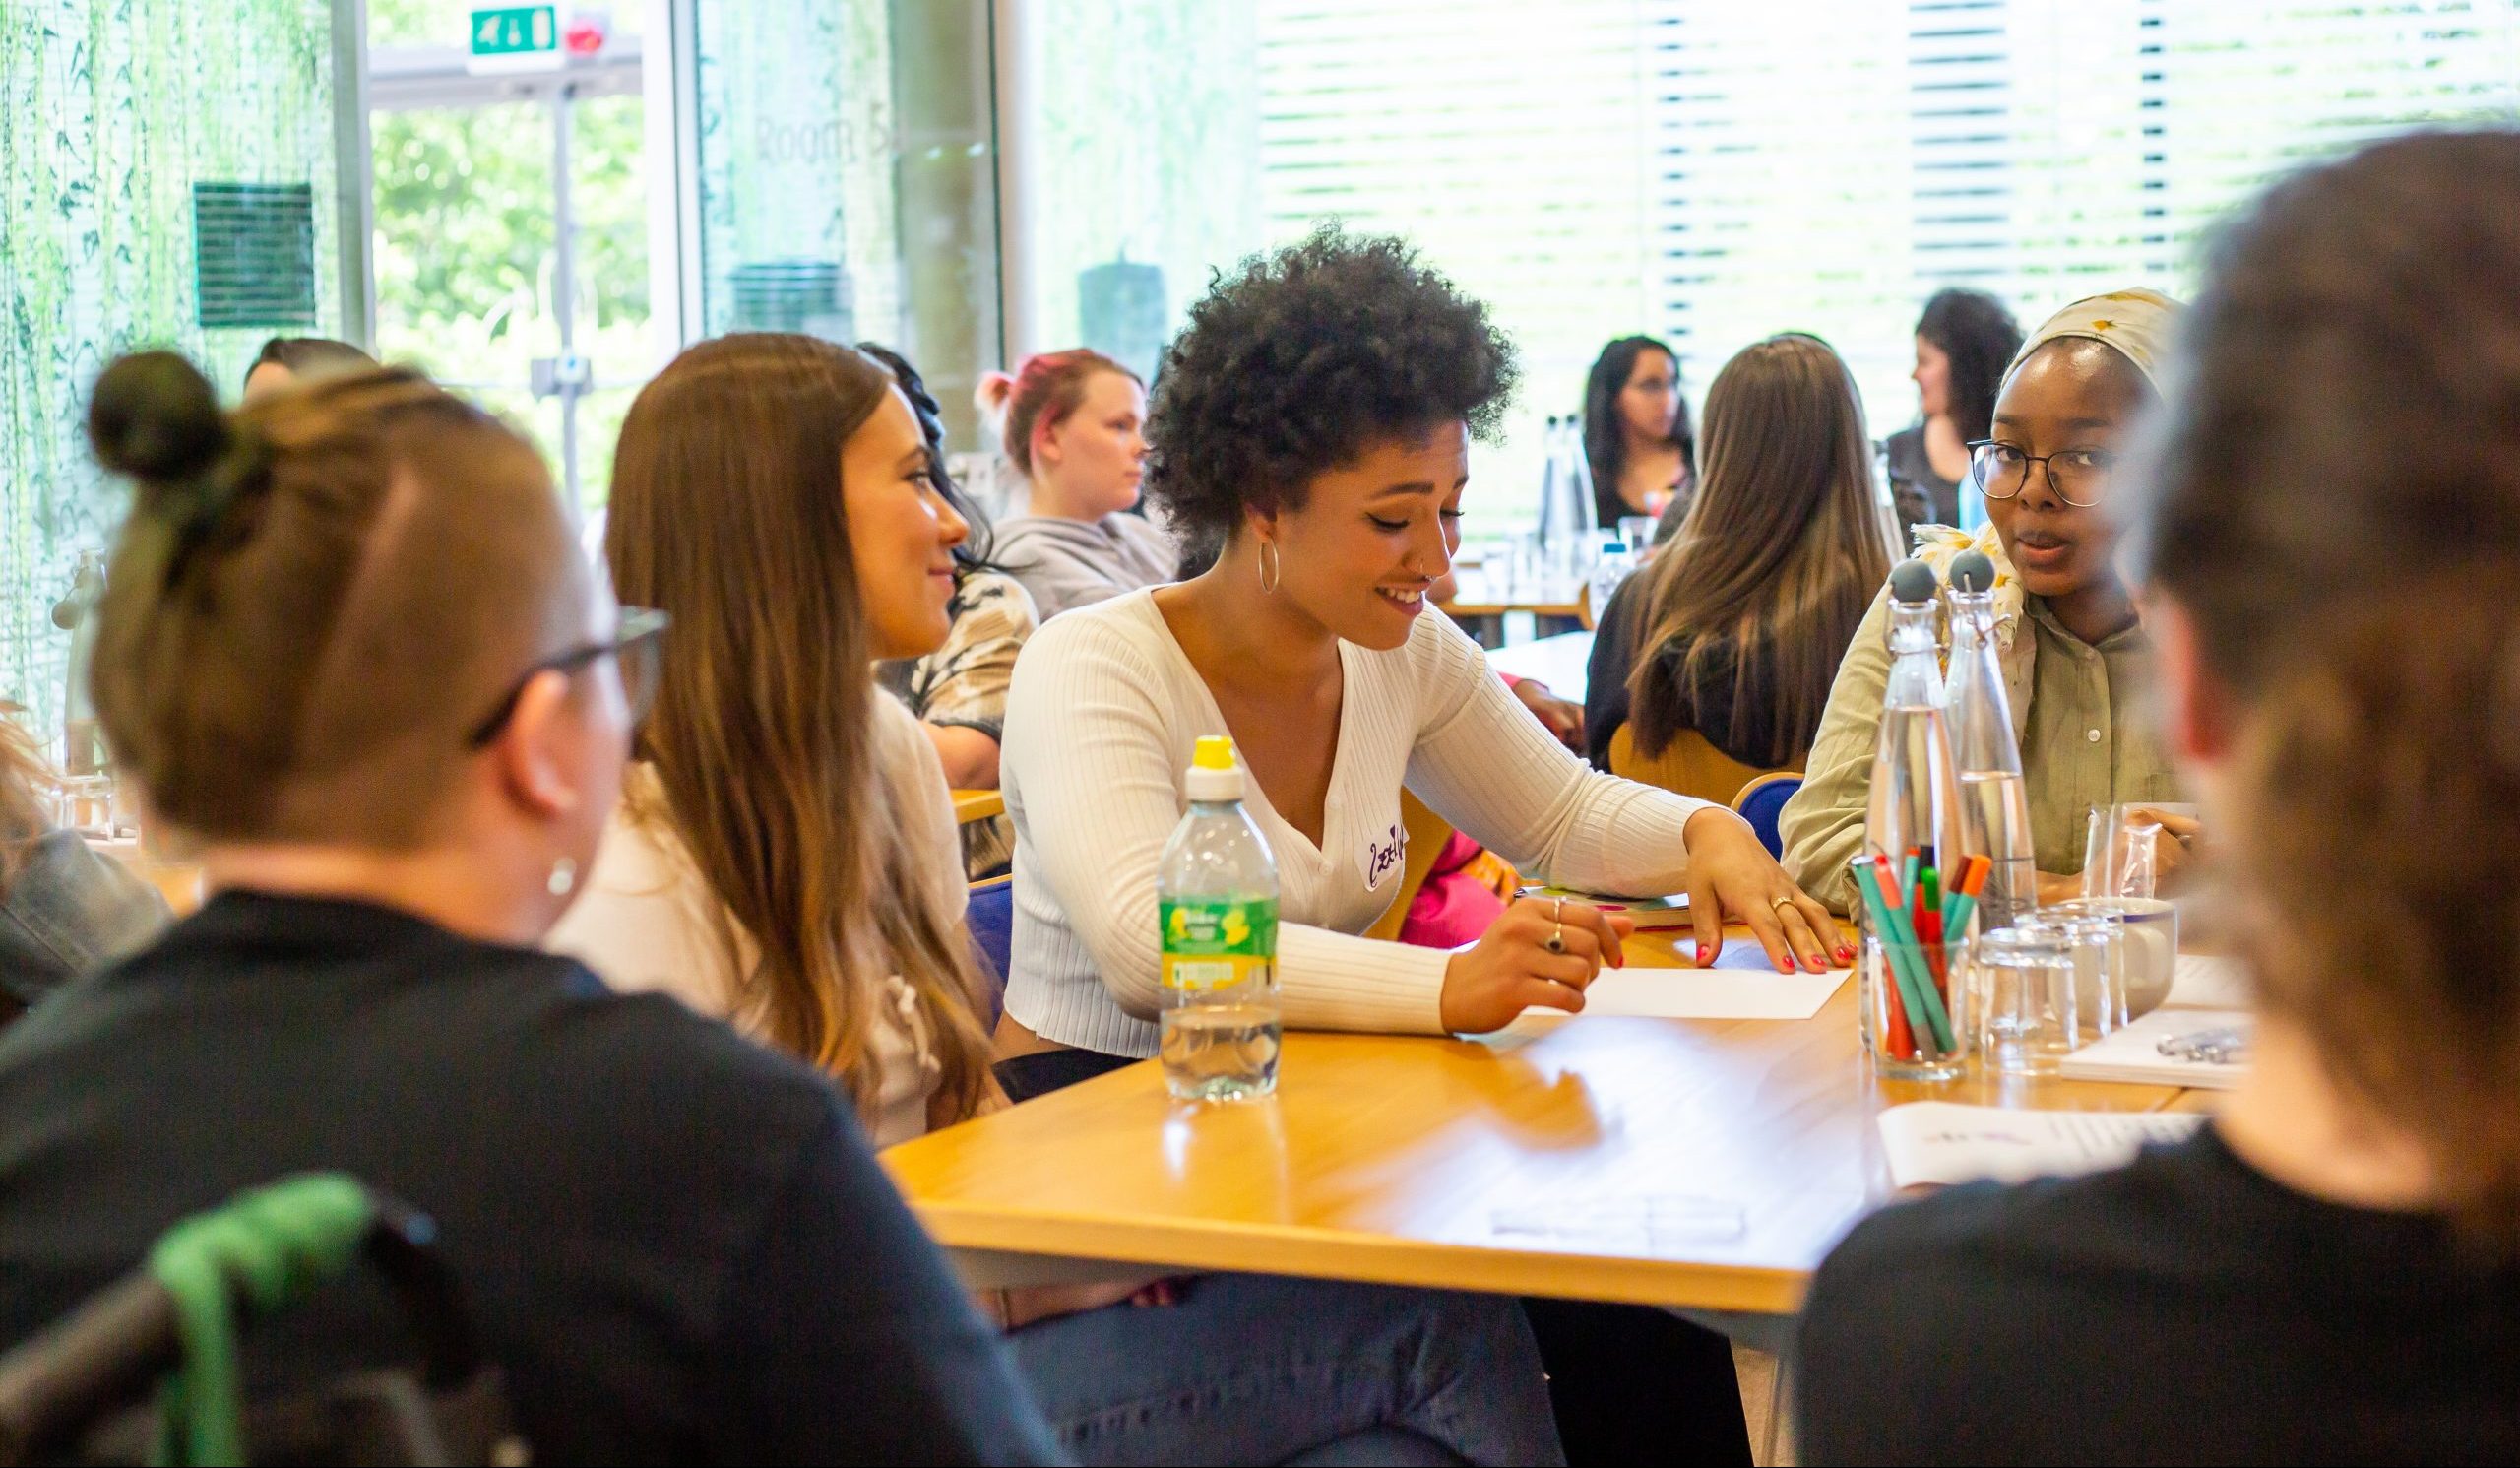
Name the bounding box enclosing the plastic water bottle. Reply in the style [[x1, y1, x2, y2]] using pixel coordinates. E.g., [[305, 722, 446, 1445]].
[[1158, 735, 1282, 1101], [1537, 416, 1597, 585], [1865, 559, 1963, 872], [1587, 532, 1636, 618], [1942, 549, 2034, 926]]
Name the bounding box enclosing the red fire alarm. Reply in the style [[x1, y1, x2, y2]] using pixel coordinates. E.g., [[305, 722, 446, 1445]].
[[563, 12, 608, 55]]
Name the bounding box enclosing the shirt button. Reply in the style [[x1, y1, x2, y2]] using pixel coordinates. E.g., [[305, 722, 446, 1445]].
[[2086, 728, 2103, 743]]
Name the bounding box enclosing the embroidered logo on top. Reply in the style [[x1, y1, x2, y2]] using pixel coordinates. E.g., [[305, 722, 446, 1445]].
[[1364, 821, 1406, 891]]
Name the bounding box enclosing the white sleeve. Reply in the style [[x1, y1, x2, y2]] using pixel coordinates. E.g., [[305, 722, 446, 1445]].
[[1003, 617, 1452, 1034], [871, 688, 971, 928], [1405, 613, 1723, 895]]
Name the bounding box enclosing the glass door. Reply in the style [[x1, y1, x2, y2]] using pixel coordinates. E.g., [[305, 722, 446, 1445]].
[[365, 1, 651, 516]]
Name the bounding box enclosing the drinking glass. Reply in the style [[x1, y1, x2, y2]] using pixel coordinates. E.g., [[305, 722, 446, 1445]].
[[2023, 907, 2125, 1044], [1618, 515, 1658, 555], [1969, 926, 2079, 1075]]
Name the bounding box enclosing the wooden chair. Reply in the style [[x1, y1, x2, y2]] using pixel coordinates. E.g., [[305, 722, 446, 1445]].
[[1361, 791, 1461, 942], [1607, 725, 1800, 808]]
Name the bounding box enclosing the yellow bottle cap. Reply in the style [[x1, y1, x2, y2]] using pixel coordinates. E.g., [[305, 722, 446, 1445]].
[[1192, 734, 1239, 771]]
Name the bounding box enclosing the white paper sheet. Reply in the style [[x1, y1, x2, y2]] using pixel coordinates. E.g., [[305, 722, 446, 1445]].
[[1515, 965, 1850, 1023], [2165, 953, 2250, 1008], [1877, 1101, 2208, 1187]]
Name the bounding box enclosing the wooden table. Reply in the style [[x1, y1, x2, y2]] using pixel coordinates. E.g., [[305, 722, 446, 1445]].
[[951, 789, 1005, 824], [1437, 566, 1585, 621], [884, 927, 2184, 1317], [1485, 630, 1596, 703]]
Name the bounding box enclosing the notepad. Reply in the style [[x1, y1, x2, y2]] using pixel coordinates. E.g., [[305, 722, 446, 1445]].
[[2057, 1005, 2253, 1089], [1878, 1101, 2208, 1187], [1515, 965, 1850, 1023]]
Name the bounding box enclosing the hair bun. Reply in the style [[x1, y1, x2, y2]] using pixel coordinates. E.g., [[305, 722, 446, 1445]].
[[973, 370, 1017, 420], [88, 351, 230, 483]]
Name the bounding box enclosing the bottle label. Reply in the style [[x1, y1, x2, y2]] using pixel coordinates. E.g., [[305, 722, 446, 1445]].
[[1160, 896, 1278, 992]]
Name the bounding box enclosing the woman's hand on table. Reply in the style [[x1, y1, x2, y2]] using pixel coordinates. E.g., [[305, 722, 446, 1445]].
[[1682, 806, 1846, 975], [1440, 896, 1633, 1034], [1508, 678, 1587, 752]]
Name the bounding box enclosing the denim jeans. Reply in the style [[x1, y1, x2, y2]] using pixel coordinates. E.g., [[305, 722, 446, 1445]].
[[1005, 1272, 1564, 1467]]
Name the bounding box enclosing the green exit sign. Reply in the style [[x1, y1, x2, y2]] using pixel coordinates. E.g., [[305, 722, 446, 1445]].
[[471, 6, 557, 57]]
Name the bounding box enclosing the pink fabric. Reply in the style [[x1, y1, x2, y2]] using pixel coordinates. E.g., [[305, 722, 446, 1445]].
[[1397, 830, 1508, 949]]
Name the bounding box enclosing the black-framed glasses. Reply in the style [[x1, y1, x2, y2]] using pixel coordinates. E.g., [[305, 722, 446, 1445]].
[[1966, 439, 2119, 509], [467, 606, 670, 747]]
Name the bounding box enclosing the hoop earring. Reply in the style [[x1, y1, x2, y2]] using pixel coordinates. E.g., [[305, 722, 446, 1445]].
[[546, 857, 577, 897], [1257, 540, 1281, 595]]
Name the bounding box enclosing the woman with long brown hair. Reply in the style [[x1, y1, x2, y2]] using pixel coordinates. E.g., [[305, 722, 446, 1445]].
[[1584, 333, 1897, 791], [1796, 129, 2520, 1463], [552, 333, 1563, 1467]]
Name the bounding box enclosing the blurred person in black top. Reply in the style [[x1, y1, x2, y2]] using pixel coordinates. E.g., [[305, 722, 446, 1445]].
[[0, 353, 1060, 1465], [1796, 133, 2520, 1465]]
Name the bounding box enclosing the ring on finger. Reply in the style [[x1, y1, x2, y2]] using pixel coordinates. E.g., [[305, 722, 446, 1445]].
[[1546, 896, 1566, 954], [1769, 895, 1799, 915]]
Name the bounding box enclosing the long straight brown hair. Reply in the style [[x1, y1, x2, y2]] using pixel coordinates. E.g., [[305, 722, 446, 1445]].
[[1625, 333, 1896, 766], [606, 334, 994, 1123]]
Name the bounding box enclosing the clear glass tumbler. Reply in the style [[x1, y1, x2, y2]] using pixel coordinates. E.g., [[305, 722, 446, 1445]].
[[2027, 904, 2129, 1044], [1970, 926, 2080, 1075]]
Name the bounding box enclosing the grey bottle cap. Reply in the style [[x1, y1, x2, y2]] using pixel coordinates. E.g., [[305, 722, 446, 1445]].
[[1888, 558, 1939, 605], [1949, 549, 1997, 594]]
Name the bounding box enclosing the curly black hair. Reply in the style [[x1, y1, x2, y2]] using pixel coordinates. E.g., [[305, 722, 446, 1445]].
[[1145, 224, 1518, 546]]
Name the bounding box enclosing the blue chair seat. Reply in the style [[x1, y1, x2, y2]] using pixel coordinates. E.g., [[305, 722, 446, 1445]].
[[1730, 774, 1802, 860], [966, 876, 1014, 1030]]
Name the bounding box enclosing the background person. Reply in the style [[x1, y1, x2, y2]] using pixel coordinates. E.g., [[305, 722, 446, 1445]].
[[1883, 288, 2023, 534], [1585, 334, 1895, 789], [982, 349, 1172, 619], [1582, 334, 1696, 527]]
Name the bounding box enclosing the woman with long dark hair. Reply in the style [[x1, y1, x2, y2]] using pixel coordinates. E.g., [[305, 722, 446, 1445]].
[[1884, 287, 2023, 533], [1582, 335, 1696, 526], [1584, 334, 1897, 796]]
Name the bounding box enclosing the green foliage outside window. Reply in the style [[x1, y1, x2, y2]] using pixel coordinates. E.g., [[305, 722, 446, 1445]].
[[0, 0, 341, 741]]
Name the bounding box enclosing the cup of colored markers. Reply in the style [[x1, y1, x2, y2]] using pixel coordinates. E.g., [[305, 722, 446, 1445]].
[[1848, 850, 1986, 1081]]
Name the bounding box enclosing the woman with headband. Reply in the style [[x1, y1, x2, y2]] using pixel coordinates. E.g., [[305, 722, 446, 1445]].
[[1779, 289, 2191, 913]]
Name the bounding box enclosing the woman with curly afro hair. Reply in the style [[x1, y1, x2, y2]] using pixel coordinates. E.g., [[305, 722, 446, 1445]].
[[997, 225, 1832, 1461]]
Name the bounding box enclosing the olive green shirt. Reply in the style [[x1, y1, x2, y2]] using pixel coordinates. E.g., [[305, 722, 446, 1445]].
[[1780, 591, 2184, 914]]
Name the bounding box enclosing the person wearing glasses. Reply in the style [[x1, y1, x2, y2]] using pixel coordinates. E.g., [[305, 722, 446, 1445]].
[[1779, 290, 2191, 914], [0, 352, 1062, 1462]]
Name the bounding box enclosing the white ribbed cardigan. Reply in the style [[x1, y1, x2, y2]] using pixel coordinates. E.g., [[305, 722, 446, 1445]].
[[999, 590, 1720, 1056]]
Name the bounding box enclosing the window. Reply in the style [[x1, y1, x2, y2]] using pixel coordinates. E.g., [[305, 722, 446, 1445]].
[[691, 0, 1000, 449], [0, 0, 349, 746], [1020, 0, 2520, 531]]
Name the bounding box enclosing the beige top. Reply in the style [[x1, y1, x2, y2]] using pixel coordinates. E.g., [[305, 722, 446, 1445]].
[[1780, 588, 2184, 914], [545, 691, 967, 1149]]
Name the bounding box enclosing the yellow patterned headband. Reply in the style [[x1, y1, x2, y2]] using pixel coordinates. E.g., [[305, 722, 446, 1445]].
[[2004, 287, 2183, 392]]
